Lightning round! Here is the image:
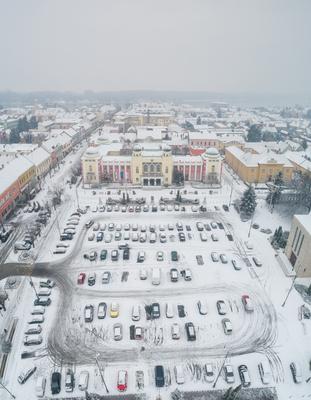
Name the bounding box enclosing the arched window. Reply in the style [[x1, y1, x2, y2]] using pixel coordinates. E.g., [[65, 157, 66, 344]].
[[136, 167, 139, 173], [156, 164, 161, 173], [150, 164, 155, 173], [143, 164, 148, 173]]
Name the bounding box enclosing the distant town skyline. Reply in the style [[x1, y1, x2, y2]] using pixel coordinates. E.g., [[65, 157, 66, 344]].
[[0, 0, 310, 96]]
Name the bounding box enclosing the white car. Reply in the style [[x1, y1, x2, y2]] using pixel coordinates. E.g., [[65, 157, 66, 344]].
[[231, 259, 242, 270], [139, 269, 147, 280], [171, 323, 180, 340], [211, 252, 219, 262], [197, 300, 208, 315], [220, 254, 228, 263], [204, 363, 215, 383], [245, 241, 254, 250], [160, 233, 167, 243], [156, 251, 164, 261], [211, 233, 219, 242]]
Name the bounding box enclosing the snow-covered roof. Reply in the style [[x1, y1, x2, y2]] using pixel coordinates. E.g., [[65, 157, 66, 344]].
[[0, 156, 34, 192], [226, 146, 293, 168], [295, 213, 311, 233], [24, 147, 51, 166]]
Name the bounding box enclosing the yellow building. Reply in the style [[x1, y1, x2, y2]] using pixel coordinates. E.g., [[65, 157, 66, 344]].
[[225, 146, 293, 184], [82, 148, 101, 184], [131, 144, 173, 186]]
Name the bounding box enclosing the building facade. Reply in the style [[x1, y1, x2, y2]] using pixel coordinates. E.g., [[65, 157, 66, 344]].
[[225, 146, 293, 184], [81, 143, 222, 187], [285, 214, 311, 277]]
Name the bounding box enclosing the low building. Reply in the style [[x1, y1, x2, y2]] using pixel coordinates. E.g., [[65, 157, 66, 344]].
[[285, 214, 311, 277], [81, 141, 222, 187], [225, 146, 293, 184]]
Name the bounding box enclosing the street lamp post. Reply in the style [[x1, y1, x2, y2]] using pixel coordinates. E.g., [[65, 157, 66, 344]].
[[95, 354, 109, 393], [29, 277, 39, 300], [282, 262, 303, 307], [0, 381, 16, 399], [213, 350, 230, 388]]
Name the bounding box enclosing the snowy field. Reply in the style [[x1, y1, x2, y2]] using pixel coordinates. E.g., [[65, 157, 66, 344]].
[[1, 174, 311, 400]]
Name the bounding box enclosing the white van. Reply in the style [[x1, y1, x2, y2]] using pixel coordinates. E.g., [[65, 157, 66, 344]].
[[123, 231, 130, 240], [38, 288, 51, 297], [132, 232, 139, 241], [35, 376, 46, 397], [174, 365, 185, 384], [258, 360, 272, 384], [132, 305, 141, 321], [78, 371, 89, 391], [152, 268, 161, 285]]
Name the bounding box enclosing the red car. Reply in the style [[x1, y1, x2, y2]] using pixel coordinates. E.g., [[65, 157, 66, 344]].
[[117, 370, 128, 392], [77, 272, 86, 284]]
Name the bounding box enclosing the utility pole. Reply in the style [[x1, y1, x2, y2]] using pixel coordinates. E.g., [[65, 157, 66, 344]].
[[0, 381, 16, 399], [213, 350, 230, 388], [229, 180, 234, 206], [247, 212, 255, 238], [75, 185, 80, 209]]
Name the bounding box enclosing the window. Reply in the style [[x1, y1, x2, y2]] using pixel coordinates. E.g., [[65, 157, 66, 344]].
[[136, 177, 139, 182], [136, 167, 139, 173], [211, 165, 215, 172], [165, 167, 168, 173], [150, 164, 154, 173], [143, 164, 148, 173], [156, 164, 161, 173], [89, 165, 92, 172]]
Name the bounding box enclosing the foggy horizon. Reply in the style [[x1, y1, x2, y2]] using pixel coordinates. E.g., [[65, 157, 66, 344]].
[[1, 0, 311, 97]]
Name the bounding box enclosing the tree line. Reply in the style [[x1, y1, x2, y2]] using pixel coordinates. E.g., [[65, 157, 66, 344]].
[[9, 115, 38, 144]]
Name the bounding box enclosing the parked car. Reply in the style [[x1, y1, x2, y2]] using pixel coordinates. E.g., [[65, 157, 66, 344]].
[[110, 302, 119, 318], [224, 364, 235, 384], [35, 375, 46, 397], [155, 365, 165, 387], [258, 360, 272, 384], [51, 372, 61, 395], [34, 297, 51, 306], [117, 370, 128, 392], [290, 362, 303, 383], [252, 256, 262, 267], [211, 233, 219, 241], [222, 318, 233, 335], [242, 295, 254, 312], [39, 279, 55, 288], [111, 250, 119, 261], [171, 251, 178, 261], [170, 268, 179, 282], [65, 369, 74, 393], [78, 371, 89, 391], [211, 252, 219, 262], [25, 325, 42, 335], [151, 303, 160, 319], [23, 335, 43, 346], [231, 259, 242, 270], [97, 302, 107, 319], [217, 300, 227, 315], [88, 272, 96, 286], [197, 300, 208, 315], [185, 322, 196, 341], [100, 249, 107, 260], [174, 365, 185, 384], [139, 268, 147, 280], [102, 271, 111, 284], [84, 305, 94, 322], [77, 272, 86, 284], [157, 251, 164, 261], [204, 363, 215, 383], [177, 304, 186, 318], [238, 365, 251, 387], [220, 254, 228, 264], [171, 323, 180, 340], [113, 323, 123, 341]]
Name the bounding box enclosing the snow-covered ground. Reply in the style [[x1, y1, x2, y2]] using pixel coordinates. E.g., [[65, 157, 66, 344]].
[[1, 172, 311, 400]]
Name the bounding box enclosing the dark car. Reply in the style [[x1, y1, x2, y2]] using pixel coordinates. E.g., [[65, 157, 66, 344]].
[[96, 232, 104, 242], [238, 365, 251, 387], [123, 248, 130, 260], [151, 303, 160, 319], [185, 322, 196, 341], [171, 251, 178, 261], [204, 223, 211, 231], [177, 304, 186, 318], [178, 232, 185, 242], [152, 206, 158, 212], [51, 372, 61, 394], [100, 249, 107, 260], [155, 365, 165, 387], [223, 204, 229, 212]]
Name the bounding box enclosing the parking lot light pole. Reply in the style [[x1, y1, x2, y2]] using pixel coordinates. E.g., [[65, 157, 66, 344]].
[[0, 381, 16, 399], [29, 277, 39, 300], [212, 350, 230, 388], [95, 354, 109, 393]]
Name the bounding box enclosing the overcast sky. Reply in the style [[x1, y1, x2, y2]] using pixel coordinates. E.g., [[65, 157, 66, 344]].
[[0, 0, 310, 95]]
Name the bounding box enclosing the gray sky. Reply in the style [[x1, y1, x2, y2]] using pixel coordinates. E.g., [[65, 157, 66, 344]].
[[0, 0, 310, 94]]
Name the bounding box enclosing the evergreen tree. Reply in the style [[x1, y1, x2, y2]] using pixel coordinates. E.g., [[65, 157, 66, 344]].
[[9, 128, 20, 143], [29, 115, 38, 129], [247, 124, 262, 142], [302, 138, 308, 150], [239, 186, 257, 215]]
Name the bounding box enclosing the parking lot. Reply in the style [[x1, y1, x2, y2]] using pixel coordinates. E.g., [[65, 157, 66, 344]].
[[6, 191, 311, 400]]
